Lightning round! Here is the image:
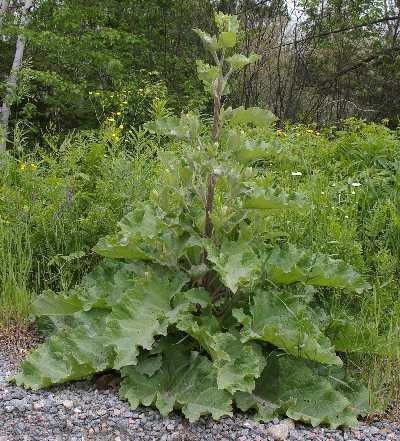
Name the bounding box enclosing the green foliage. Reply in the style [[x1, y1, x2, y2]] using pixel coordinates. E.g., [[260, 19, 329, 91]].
[[15, 13, 372, 427]]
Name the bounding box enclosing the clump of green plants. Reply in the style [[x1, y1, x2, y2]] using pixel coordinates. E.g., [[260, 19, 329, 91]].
[[15, 14, 371, 427]]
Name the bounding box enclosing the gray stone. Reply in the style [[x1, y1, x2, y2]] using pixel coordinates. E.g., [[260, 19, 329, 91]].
[[62, 399, 74, 409], [266, 419, 296, 441]]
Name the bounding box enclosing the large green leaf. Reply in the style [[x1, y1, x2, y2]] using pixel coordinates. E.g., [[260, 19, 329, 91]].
[[94, 203, 190, 267], [266, 244, 371, 293], [244, 187, 307, 210], [177, 314, 266, 394], [120, 338, 233, 422], [105, 268, 188, 369], [14, 310, 113, 389], [224, 106, 277, 127], [32, 261, 138, 315], [236, 353, 369, 428], [207, 240, 260, 293], [234, 289, 342, 366]]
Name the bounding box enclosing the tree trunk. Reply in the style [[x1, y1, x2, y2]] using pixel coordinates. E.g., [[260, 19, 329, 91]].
[[0, 0, 34, 152], [0, 0, 10, 28]]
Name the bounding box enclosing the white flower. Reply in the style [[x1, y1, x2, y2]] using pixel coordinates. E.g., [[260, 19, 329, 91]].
[[291, 171, 302, 176], [351, 190, 356, 195], [321, 191, 325, 195], [331, 183, 336, 187], [345, 215, 349, 219], [351, 182, 361, 187]]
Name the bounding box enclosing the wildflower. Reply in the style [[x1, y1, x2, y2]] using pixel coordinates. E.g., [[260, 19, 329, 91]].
[[306, 129, 314, 133], [95, 92, 100, 96], [119, 124, 124, 129], [123, 101, 128, 104], [351, 182, 361, 187], [107, 117, 115, 122], [89, 91, 93, 95], [20, 163, 26, 171], [30, 163, 37, 170], [291, 171, 302, 176], [351, 190, 356, 195], [331, 183, 336, 187], [116, 112, 122, 116], [345, 215, 349, 219], [321, 191, 325, 195]]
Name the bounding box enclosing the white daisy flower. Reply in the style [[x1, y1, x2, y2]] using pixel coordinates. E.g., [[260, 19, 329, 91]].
[[291, 171, 302, 176], [351, 182, 361, 187]]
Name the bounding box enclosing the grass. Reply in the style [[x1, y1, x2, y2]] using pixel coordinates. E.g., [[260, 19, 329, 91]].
[[0, 117, 399, 412]]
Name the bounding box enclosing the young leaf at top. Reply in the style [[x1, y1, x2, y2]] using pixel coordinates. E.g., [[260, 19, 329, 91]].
[[193, 29, 218, 53], [227, 53, 261, 71], [218, 31, 236, 49], [214, 12, 239, 34]]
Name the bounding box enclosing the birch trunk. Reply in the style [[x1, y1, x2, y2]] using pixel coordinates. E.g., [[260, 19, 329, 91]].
[[0, 0, 10, 30], [0, 0, 34, 151]]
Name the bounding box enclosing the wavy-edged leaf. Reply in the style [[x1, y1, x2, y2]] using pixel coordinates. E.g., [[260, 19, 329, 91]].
[[244, 187, 307, 210], [233, 289, 342, 366], [105, 268, 188, 369], [238, 353, 369, 428], [207, 240, 260, 293], [32, 290, 84, 316], [227, 53, 260, 71], [224, 106, 277, 127], [94, 204, 191, 267], [33, 261, 138, 316], [120, 338, 232, 422], [178, 314, 266, 394], [14, 310, 113, 389], [266, 244, 371, 293]]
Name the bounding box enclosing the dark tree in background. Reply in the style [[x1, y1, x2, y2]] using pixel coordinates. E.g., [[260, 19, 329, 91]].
[[1, 0, 400, 141]]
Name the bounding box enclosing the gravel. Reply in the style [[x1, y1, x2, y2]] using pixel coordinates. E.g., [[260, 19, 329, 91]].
[[1, 351, 399, 441]]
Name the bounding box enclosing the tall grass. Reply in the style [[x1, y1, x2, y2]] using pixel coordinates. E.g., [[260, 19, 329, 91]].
[[0, 125, 163, 329], [0, 223, 32, 326]]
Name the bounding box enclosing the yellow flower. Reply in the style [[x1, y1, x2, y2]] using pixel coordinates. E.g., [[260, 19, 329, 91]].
[[95, 92, 101, 96], [123, 101, 128, 104], [107, 117, 115, 122], [116, 112, 122, 116], [119, 124, 124, 129], [20, 163, 26, 171], [30, 163, 37, 170], [306, 129, 314, 133]]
